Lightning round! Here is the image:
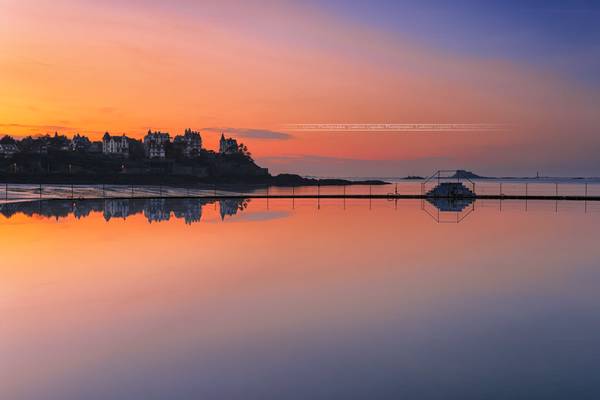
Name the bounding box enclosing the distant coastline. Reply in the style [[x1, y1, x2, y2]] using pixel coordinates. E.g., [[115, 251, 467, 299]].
[[336, 170, 600, 181], [2, 133, 596, 185], [0, 172, 388, 187]]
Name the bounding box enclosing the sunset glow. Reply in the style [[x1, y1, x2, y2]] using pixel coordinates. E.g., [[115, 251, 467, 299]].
[[3, 3, 600, 398], [2, 0, 599, 176]]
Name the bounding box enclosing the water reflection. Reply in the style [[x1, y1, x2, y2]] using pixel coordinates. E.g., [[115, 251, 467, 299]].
[[426, 197, 475, 212], [3, 197, 471, 225], [421, 197, 476, 223], [2, 198, 600, 399], [0, 198, 250, 225], [1, 197, 597, 226]]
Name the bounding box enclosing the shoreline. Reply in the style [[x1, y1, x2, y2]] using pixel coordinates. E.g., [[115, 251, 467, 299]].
[[0, 173, 389, 187]]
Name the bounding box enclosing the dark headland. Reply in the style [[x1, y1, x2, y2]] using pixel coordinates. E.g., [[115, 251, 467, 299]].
[[0, 132, 387, 186]]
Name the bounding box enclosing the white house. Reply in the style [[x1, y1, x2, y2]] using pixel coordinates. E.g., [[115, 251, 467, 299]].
[[144, 130, 170, 159], [219, 133, 238, 154], [174, 129, 202, 157], [0, 143, 19, 158], [102, 133, 129, 157]]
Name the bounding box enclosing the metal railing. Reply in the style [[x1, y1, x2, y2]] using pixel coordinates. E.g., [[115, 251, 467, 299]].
[[2, 179, 600, 203]]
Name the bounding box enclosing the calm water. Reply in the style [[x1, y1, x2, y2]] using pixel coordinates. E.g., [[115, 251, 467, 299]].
[[2, 198, 600, 399]]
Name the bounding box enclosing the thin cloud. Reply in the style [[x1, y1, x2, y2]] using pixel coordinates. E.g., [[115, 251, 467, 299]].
[[0, 123, 108, 138], [257, 154, 454, 177], [203, 127, 292, 140], [0, 123, 78, 138], [0, 123, 74, 131]]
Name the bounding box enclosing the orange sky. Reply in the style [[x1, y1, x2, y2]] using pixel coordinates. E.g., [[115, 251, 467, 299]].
[[1, 0, 599, 176]]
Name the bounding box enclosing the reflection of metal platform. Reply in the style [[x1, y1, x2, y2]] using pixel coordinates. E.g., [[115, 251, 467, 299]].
[[426, 197, 474, 212], [420, 170, 477, 222], [421, 197, 475, 223]]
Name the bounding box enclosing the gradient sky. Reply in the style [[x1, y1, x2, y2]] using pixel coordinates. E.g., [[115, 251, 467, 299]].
[[1, 0, 599, 176]]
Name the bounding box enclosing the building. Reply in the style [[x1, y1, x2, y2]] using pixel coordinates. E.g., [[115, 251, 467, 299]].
[[144, 130, 170, 159], [219, 133, 239, 154], [70, 134, 91, 151], [88, 141, 103, 154], [50, 133, 70, 151], [22, 136, 49, 154], [0, 143, 19, 158], [174, 129, 202, 157], [102, 133, 130, 157], [146, 141, 165, 159], [0, 136, 19, 157]]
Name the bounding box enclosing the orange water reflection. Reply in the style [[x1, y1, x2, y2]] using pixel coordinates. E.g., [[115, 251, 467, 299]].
[[2, 199, 600, 399]]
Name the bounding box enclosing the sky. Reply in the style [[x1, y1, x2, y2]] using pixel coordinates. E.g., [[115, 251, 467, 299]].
[[0, 0, 599, 177]]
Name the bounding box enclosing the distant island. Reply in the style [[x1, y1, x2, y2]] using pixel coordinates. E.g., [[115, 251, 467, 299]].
[[0, 130, 386, 186], [450, 170, 489, 179]]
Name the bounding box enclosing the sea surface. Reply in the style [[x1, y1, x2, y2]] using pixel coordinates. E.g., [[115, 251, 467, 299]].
[[2, 197, 600, 399]]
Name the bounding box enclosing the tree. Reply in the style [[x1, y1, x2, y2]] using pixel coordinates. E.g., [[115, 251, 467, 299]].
[[237, 143, 252, 159], [128, 139, 146, 160], [0, 135, 17, 145], [49, 132, 70, 151]]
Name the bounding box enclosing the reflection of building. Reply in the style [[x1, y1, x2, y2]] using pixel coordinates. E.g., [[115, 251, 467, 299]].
[[0, 198, 250, 225], [73, 201, 97, 219], [219, 133, 238, 154], [173, 199, 202, 224], [144, 198, 171, 223], [102, 133, 129, 157], [219, 198, 248, 220], [174, 129, 202, 157], [103, 199, 130, 221], [144, 130, 170, 159]]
